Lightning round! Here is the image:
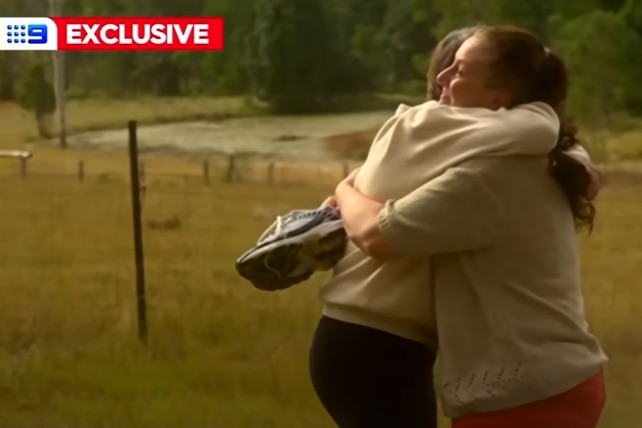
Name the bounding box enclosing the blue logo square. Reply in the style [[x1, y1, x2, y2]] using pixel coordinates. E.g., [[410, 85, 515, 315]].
[[4, 22, 48, 45]]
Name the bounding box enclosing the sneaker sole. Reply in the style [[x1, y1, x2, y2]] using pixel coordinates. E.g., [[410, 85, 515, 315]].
[[236, 224, 347, 286]]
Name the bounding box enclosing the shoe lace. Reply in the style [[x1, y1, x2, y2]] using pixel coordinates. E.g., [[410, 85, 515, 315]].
[[258, 210, 317, 243]]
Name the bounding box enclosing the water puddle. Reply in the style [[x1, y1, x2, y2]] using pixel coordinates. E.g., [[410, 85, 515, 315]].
[[62, 111, 392, 160]]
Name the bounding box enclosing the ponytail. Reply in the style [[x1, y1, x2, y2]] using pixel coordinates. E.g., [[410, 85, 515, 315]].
[[547, 119, 595, 230], [472, 26, 597, 229]]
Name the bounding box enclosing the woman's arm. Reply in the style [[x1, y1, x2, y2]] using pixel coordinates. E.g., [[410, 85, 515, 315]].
[[400, 101, 560, 158], [565, 144, 601, 200], [335, 160, 503, 261], [334, 172, 393, 260]]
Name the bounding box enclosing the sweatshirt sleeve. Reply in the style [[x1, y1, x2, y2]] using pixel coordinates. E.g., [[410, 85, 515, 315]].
[[403, 101, 560, 157], [564, 144, 602, 200], [377, 162, 503, 256], [565, 144, 598, 172]]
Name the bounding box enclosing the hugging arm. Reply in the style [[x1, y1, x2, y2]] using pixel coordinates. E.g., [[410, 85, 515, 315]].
[[402, 101, 560, 158], [334, 176, 391, 260], [565, 144, 601, 200], [335, 163, 503, 261]]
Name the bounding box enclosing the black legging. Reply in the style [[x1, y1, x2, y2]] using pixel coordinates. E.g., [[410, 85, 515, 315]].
[[309, 316, 438, 428]]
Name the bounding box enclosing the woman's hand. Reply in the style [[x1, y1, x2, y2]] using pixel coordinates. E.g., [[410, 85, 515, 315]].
[[344, 167, 360, 186], [334, 167, 360, 205], [565, 144, 602, 201], [584, 167, 601, 201], [320, 168, 360, 210], [322, 195, 338, 209]]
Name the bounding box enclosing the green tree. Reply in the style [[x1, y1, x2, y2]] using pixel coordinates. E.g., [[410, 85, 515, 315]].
[[554, 11, 642, 122], [496, 0, 555, 40], [620, 0, 642, 111], [0, 52, 18, 100], [17, 63, 56, 138], [1, 0, 641, 122], [246, 0, 353, 112], [621, 0, 642, 33], [382, 0, 438, 85], [432, 0, 502, 38], [201, 0, 255, 94]]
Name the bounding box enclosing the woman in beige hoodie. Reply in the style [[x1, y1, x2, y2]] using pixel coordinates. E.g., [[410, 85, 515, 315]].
[[311, 26, 605, 428]]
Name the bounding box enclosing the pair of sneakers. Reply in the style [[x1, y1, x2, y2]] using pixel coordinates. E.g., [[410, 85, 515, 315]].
[[235, 202, 347, 291]]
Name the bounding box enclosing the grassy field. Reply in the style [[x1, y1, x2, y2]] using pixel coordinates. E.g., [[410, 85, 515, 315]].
[[0, 174, 334, 428], [0, 97, 253, 148], [0, 172, 640, 428], [0, 97, 641, 427]]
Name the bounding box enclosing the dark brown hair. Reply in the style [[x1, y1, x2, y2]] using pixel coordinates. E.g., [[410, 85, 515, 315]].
[[425, 26, 595, 228], [436, 26, 595, 228], [472, 25, 595, 229]]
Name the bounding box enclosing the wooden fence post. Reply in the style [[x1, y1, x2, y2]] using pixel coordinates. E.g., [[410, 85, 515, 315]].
[[267, 162, 275, 186], [19, 157, 27, 178], [78, 160, 84, 182], [225, 154, 239, 182], [202, 160, 210, 185], [127, 120, 148, 344]]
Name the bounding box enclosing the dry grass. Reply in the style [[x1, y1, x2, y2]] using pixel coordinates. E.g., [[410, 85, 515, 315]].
[[0, 145, 358, 189], [0, 171, 639, 427], [0, 175, 336, 428], [0, 97, 251, 149], [609, 129, 642, 160]]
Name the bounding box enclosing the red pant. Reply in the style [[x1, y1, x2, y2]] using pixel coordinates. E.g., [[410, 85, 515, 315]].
[[452, 371, 605, 428]]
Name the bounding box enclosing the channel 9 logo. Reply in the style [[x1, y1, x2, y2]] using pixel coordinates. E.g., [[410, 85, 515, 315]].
[[6, 23, 48, 45], [0, 18, 57, 50]]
